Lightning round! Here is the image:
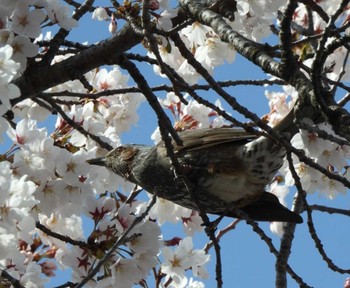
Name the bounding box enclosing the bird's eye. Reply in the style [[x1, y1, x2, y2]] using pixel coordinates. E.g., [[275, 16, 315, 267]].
[[116, 146, 125, 153]]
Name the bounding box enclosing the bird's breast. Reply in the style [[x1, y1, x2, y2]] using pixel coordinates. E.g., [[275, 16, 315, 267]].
[[199, 172, 262, 205]]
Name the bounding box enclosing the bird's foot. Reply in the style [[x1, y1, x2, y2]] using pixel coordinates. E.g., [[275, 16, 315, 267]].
[[202, 214, 225, 234]]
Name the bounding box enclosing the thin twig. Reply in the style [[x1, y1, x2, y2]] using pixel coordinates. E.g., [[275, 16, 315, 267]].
[[308, 204, 350, 216], [275, 152, 304, 288], [43, 96, 113, 150], [36, 222, 89, 248], [118, 56, 183, 145], [0, 269, 25, 288], [203, 219, 241, 253], [305, 199, 350, 274], [232, 208, 311, 288]]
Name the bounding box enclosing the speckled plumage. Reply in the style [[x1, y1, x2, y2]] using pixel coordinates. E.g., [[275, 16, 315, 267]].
[[88, 127, 303, 223]]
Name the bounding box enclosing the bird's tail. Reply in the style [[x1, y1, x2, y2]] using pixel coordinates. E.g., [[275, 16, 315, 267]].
[[230, 192, 303, 223]]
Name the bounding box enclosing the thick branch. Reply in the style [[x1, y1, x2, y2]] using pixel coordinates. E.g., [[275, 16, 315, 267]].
[[12, 23, 142, 104]]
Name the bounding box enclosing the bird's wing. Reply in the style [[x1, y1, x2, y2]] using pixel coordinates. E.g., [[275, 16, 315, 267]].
[[173, 127, 257, 152]]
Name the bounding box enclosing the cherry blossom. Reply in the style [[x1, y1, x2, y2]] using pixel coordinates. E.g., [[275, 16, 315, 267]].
[[10, 4, 46, 38], [0, 45, 20, 83], [45, 0, 78, 30], [12, 99, 51, 121], [161, 237, 210, 286], [182, 211, 204, 236], [148, 196, 193, 225], [10, 35, 39, 70], [280, 123, 350, 199], [92, 7, 109, 21], [195, 35, 236, 69], [182, 22, 212, 46], [0, 82, 20, 115]]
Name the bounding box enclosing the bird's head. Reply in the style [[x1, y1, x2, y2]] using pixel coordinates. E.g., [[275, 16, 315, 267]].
[[87, 144, 149, 179]]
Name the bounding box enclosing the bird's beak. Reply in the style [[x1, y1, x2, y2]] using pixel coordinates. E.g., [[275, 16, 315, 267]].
[[86, 157, 106, 166]]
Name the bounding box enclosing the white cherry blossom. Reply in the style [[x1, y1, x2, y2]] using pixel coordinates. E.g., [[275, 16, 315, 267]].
[[0, 44, 20, 83], [92, 7, 109, 21], [46, 0, 78, 30], [10, 5, 46, 38]]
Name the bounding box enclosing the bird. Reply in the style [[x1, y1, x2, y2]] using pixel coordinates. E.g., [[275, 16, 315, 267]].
[[87, 114, 303, 224]]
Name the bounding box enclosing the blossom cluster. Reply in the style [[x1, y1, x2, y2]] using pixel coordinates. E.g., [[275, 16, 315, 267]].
[[0, 1, 211, 286], [265, 85, 350, 199], [59, 196, 163, 287], [265, 86, 350, 234], [0, 0, 78, 129]]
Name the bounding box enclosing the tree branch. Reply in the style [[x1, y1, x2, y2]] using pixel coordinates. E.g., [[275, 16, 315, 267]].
[[12, 23, 143, 104]]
